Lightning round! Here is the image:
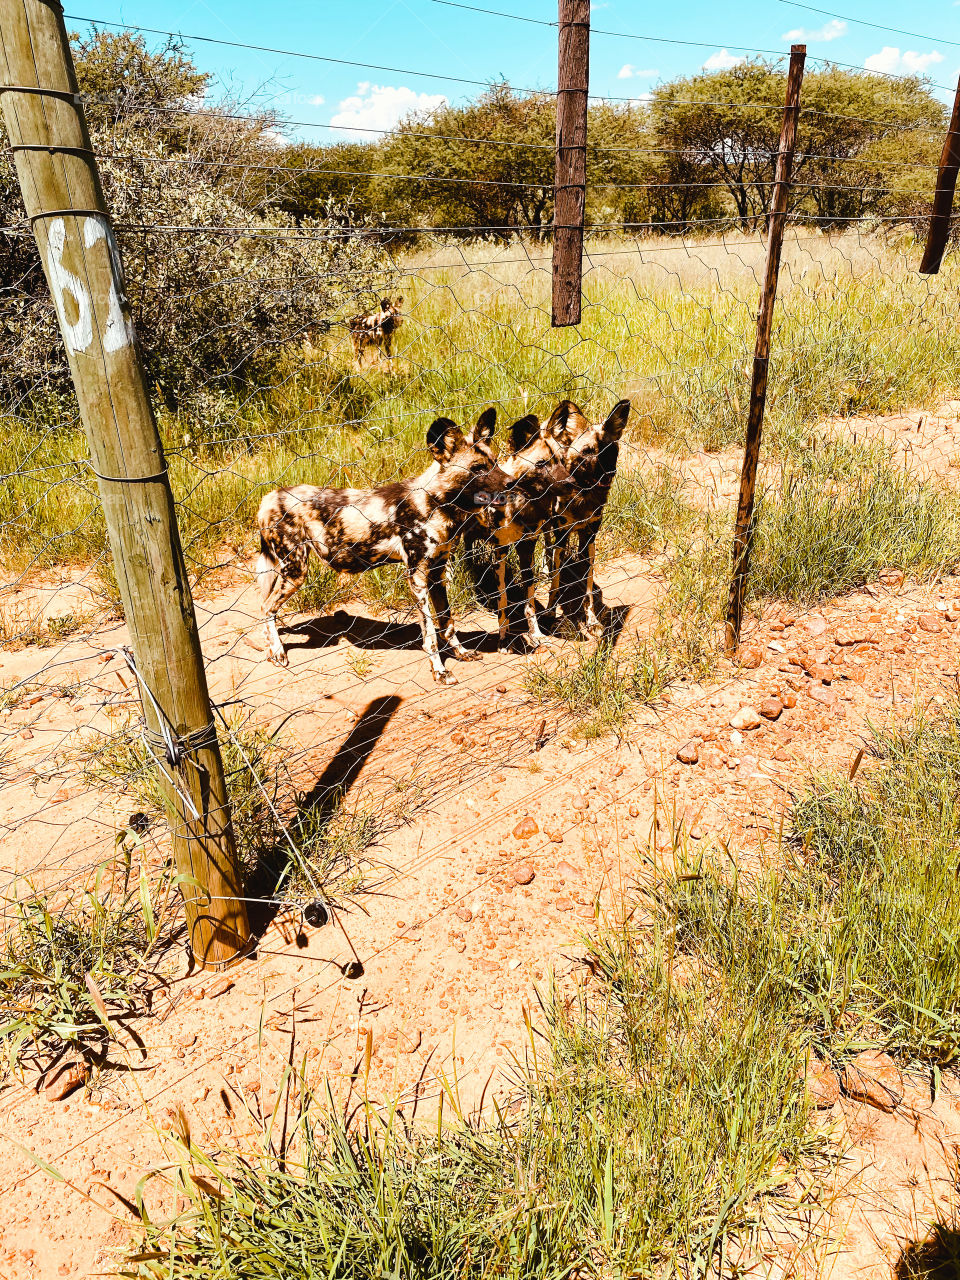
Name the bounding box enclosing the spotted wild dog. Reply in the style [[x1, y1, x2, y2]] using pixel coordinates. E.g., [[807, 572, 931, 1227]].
[[256, 409, 508, 683], [348, 296, 403, 367], [464, 405, 574, 651], [545, 399, 631, 637]]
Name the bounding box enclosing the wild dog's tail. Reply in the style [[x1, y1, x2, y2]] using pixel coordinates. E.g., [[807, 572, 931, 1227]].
[[256, 533, 279, 606]]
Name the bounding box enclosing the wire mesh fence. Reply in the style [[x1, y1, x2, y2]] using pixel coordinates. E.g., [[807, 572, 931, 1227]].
[[3, 6, 960, 1095]]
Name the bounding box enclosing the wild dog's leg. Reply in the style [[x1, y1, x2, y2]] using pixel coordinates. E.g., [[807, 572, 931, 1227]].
[[408, 559, 453, 684], [580, 519, 606, 637], [547, 525, 570, 622], [258, 541, 309, 666], [496, 548, 510, 650], [516, 536, 547, 648], [430, 560, 481, 663]]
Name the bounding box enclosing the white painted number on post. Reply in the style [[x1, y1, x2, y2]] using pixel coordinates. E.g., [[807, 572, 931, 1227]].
[[45, 215, 133, 355]]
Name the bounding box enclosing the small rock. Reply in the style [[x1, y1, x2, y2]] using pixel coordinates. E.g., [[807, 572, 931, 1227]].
[[627, 805, 640, 818], [495, 685, 507, 694], [767, 641, 785, 653], [730, 706, 761, 731], [455, 906, 473, 923], [554, 897, 573, 911], [841, 1050, 902, 1112], [556, 860, 579, 877], [207, 977, 235, 999], [729, 729, 744, 745], [781, 690, 798, 709], [878, 568, 904, 587], [244, 634, 264, 652], [805, 615, 828, 637], [177, 1032, 197, 1049], [571, 792, 589, 811], [513, 815, 539, 840], [805, 1054, 841, 1109], [835, 629, 873, 647], [676, 739, 700, 765], [44, 1059, 87, 1102], [475, 865, 488, 875], [917, 613, 942, 634], [545, 827, 564, 843], [19, 728, 34, 740], [804, 662, 832, 682], [23, 694, 42, 707], [512, 864, 536, 886], [759, 697, 783, 721], [809, 685, 837, 707], [734, 644, 763, 669]]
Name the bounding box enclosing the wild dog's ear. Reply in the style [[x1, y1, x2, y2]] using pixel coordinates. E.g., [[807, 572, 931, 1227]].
[[395, 295, 404, 307], [603, 399, 631, 440], [380, 297, 392, 310], [426, 417, 464, 461], [542, 400, 588, 447], [509, 413, 539, 453], [468, 407, 497, 445]]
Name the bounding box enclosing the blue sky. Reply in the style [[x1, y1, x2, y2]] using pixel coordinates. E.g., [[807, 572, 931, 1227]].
[[64, 0, 960, 139]]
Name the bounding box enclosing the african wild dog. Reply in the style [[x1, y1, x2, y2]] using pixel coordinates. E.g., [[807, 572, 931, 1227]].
[[349, 296, 403, 368], [464, 404, 574, 650], [545, 399, 631, 637], [256, 409, 508, 683]]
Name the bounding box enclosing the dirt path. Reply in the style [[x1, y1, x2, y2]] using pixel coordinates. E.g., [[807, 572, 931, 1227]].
[[4, 412, 960, 1277]]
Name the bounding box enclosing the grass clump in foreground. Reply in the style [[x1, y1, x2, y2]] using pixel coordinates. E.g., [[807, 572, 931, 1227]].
[[523, 638, 673, 737], [124, 699, 960, 1278], [0, 852, 174, 1074]]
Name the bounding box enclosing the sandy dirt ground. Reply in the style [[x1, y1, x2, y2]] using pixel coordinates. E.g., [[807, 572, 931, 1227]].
[[3, 408, 960, 1278]]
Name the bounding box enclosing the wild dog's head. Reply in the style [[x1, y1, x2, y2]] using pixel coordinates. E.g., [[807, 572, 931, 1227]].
[[499, 411, 574, 500], [380, 296, 404, 327], [550, 399, 630, 490], [424, 408, 509, 520]]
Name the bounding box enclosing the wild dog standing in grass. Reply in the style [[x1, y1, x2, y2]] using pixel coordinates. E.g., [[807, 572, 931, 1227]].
[[466, 405, 574, 651], [349, 296, 403, 368], [256, 409, 508, 683], [547, 399, 631, 637]]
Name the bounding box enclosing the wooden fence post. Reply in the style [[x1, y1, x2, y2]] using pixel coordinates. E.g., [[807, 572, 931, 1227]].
[[920, 72, 960, 275], [725, 45, 806, 653], [0, 0, 250, 968], [553, 0, 589, 327]]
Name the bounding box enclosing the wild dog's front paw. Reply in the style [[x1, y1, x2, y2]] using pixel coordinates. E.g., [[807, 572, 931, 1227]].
[[434, 668, 458, 685], [268, 648, 290, 667], [453, 649, 482, 662]]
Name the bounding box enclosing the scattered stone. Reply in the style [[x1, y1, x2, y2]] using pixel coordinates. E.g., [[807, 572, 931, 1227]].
[[512, 864, 536, 886], [571, 792, 589, 811], [759, 697, 783, 721], [244, 634, 264, 652], [455, 906, 473, 923], [730, 706, 761, 731], [917, 613, 942, 634], [554, 897, 573, 911], [44, 1059, 87, 1102], [627, 805, 640, 818], [805, 1054, 841, 1109], [23, 694, 42, 707], [177, 1032, 197, 1049], [805, 662, 833, 682], [513, 815, 539, 840], [556, 860, 579, 877], [475, 865, 487, 874], [835, 629, 874, 647], [676, 739, 700, 765], [781, 690, 798, 709], [19, 728, 33, 740], [545, 827, 564, 843], [207, 977, 235, 999], [878, 568, 904, 587], [809, 685, 837, 707], [841, 1051, 902, 1112], [495, 685, 507, 694], [778, 659, 803, 674], [805, 615, 828, 637], [767, 641, 785, 653], [729, 729, 744, 746], [734, 644, 763, 670]]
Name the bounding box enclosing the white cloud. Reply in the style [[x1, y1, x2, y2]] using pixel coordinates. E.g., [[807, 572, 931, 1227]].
[[617, 63, 659, 79], [781, 18, 847, 41], [702, 49, 746, 71], [330, 82, 447, 133], [864, 46, 944, 74], [308, 94, 325, 107]]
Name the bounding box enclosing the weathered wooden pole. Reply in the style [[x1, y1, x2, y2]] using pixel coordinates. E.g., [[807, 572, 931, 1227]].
[[725, 44, 806, 653], [553, 0, 589, 327], [920, 72, 960, 275], [0, 0, 250, 968]]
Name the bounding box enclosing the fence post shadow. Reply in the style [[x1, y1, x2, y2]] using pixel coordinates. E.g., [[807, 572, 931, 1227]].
[[244, 694, 403, 935]]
